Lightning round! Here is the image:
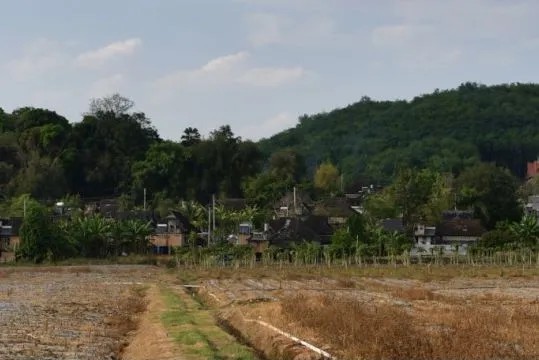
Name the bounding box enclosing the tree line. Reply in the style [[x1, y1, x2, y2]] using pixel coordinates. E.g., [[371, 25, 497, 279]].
[[2, 85, 539, 263], [260, 82, 539, 184], [0, 94, 261, 205]]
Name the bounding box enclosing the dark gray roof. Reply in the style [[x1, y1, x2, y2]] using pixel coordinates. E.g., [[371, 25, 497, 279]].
[[217, 198, 247, 211], [436, 219, 486, 237], [268, 216, 333, 247], [273, 191, 313, 209], [380, 218, 405, 233], [168, 211, 198, 233], [313, 197, 355, 218]]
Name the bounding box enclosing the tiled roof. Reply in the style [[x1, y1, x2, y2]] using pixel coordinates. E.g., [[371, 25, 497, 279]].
[[436, 219, 486, 237], [381, 218, 405, 233], [268, 215, 333, 247], [217, 198, 247, 211], [313, 197, 355, 217]]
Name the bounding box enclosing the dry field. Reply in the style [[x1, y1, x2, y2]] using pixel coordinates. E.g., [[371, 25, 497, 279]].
[[1, 264, 537, 360], [0, 265, 157, 360], [187, 265, 539, 360]]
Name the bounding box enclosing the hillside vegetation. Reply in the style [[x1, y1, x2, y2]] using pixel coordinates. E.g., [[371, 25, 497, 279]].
[[260, 82, 539, 184]]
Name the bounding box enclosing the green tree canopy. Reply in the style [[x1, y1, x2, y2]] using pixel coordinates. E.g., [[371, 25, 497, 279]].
[[314, 161, 339, 194], [456, 163, 522, 229]]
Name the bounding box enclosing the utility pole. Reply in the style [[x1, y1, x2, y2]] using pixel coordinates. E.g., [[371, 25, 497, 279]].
[[143, 188, 147, 211], [212, 194, 216, 232], [293, 187, 297, 216], [23, 199, 26, 218], [207, 202, 211, 245]]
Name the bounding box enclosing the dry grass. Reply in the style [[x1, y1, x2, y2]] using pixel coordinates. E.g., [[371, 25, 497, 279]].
[[178, 264, 539, 284], [281, 293, 539, 360], [335, 278, 356, 288], [391, 287, 437, 301], [181, 264, 539, 359]]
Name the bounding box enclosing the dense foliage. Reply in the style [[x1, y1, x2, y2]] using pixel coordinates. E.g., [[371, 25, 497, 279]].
[[260, 83, 539, 184], [0, 95, 262, 205], [4, 85, 539, 263]]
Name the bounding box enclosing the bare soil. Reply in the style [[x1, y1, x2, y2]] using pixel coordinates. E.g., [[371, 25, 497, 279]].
[[121, 284, 183, 360], [0, 265, 157, 360]]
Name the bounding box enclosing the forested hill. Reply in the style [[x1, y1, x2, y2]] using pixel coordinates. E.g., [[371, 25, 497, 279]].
[[259, 83, 539, 184]]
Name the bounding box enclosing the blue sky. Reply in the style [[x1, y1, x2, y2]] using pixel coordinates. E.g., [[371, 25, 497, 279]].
[[1, 0, 539, 141]]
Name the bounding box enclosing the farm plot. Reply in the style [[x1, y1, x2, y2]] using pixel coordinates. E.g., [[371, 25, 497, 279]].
[[190, 267, 539, 360], [0, 266, 156, 360]]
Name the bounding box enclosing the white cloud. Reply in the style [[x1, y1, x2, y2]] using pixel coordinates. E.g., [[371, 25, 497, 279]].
[[153, 51, 305, 98], [76, 38, 141, 68], [237, 66, 304, 86], [5, 38, 67, 81], [154, 51, 249, 93], [239, 112, 298, 141], [200, 51, 249, 73], [88, 73, 125, 97]]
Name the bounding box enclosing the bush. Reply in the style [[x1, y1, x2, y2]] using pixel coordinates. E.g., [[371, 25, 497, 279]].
[[479, 229, 519, 250]]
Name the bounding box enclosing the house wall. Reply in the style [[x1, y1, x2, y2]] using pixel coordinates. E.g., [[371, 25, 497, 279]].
[[0, 236, 19, 263], [150, 234, 184, 248], [328, 217, 347, 225], [527, 160, 539, 178], [415, 235, 433, 246], [250, 240, 269, 254], [411, 244, 469, 256], [6, 236, 20, 251], [442, 235, 479, 243], [238, 234, 250, 245]]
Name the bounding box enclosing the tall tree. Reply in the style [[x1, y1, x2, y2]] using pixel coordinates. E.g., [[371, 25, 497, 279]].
[[389, 168, 448, 230], [314, 161, 339, 194], [132, 141, 188, 199], [69, 97, 159, 196], [269, 148, 306, 183], [181, 127, 201, 146], [456, 163, 522, 229], [88, 93, 134, 117]]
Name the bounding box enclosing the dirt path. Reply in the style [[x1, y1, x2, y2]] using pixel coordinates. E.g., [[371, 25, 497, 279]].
[[122, 285, 184, 360]]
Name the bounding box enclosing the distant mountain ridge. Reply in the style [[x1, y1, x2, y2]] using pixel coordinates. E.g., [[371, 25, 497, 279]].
[[259, 82, 539, 184]]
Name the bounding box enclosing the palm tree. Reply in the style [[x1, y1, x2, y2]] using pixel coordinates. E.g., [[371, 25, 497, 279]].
[[509, 215, 539, 249], [109, 220, 128, 256], [70, 215, 111, 258], [124, 219, 153, 254], [177, 200, 207, 230]]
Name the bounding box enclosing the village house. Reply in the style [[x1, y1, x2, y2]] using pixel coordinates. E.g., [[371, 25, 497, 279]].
[[527, 158, 539, 179], [233, 221, 270, 259], [524, 195, 539, 219], [312, 197, 358, 227], [381, 218, 405, 233], [0, 218, 22, 262], [273, 189, 313, 218], [267, 215, 334, 248], [412, 211, 486, 255], [150, 211, 198, 254]]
